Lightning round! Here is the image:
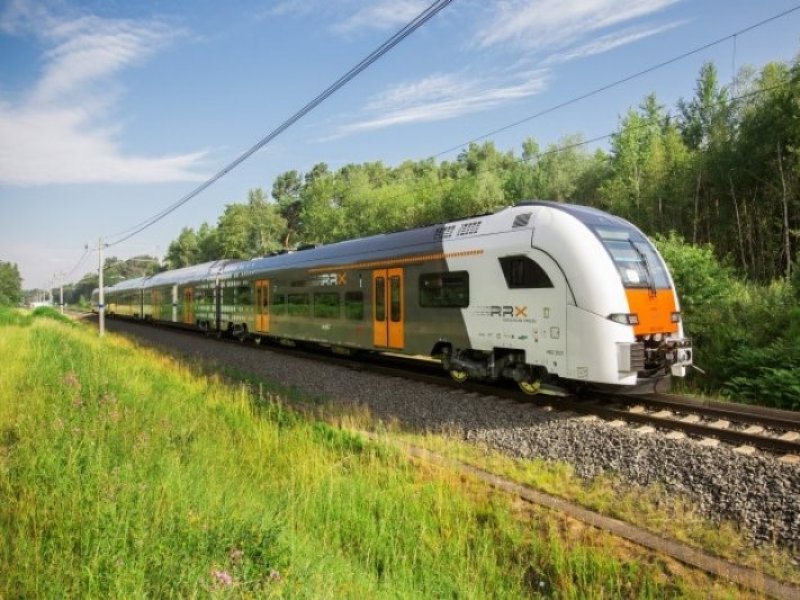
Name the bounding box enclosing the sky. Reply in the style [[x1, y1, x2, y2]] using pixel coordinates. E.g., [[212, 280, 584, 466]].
[[1, 0, 799, 291]]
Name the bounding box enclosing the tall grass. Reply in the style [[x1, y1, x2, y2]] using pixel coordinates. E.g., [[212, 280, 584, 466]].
[[0, 311, 733, 597]]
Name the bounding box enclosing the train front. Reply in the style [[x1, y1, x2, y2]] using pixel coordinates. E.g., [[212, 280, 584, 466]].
[[591, 223, 693, 387], [531, 203, 692, 392]]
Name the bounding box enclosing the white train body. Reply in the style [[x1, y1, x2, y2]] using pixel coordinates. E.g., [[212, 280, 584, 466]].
[[436, 203, 691, 391]]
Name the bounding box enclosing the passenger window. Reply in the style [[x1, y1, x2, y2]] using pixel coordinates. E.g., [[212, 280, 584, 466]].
[[375, 277, 386, 321], [498, 256, 553, 289], [419, 272, 469, 308], [236, 284, 251, 306], [288, 294, 310, 317], [314, 292, 340, 318], [390, 276, 401, 322], [345, 291, 364, 320], [273, 294, 287, 314], [223, 284, 235, 305]]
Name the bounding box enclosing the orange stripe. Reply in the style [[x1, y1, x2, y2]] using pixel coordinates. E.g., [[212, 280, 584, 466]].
[[625, 289, 678, 336], [307, 249, 484, 273]]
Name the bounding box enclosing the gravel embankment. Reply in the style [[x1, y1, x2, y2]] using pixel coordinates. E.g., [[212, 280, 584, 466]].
[[104, 319, 800, 553]]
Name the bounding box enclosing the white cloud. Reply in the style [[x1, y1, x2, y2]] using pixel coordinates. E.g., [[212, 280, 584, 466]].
[[476, 0, 679, 51], [266, 0, 431, 35], [0, 102, 208, 185], [328, 70, 548, 138], [333, 1, 428, 34], [0, 0, 207, 186], [543, 21, 686, 65]]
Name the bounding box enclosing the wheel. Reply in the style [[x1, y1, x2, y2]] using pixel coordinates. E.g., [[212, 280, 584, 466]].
[[518, 379, 541, 395], [449, 369, 469, 383]]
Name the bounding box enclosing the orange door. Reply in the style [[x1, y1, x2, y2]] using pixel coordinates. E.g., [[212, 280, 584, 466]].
[[372, 268, 404, 349], [183, 288, 193, 325], [255, 280, 270, 332]]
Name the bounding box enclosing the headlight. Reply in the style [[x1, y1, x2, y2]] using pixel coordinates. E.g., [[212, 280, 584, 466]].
[[608, 313, 639, 325], [671, 311, 681, 323]]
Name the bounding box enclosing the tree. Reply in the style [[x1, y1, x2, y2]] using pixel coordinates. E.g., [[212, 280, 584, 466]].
[[677, 62, 731, 151], [272, 170, 303, 248], [217, 204, 252, 259], [216, 189, 286, 259], [165, 227, 200, 269], [0, 261, 22, 305], [196, 222, 220, 262], [246, 188, 286, 257]]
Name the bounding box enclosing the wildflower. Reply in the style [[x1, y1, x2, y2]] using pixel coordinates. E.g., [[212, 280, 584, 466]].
[[212, 569, 233, 587], [63, 371, 80, 389], [100, 392, 117, 405], [269, 570, 281, 582], [229, 548, 244, 563]]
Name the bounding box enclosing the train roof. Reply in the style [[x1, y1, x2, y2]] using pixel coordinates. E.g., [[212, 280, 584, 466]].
[[102, 201, 641, 290], [144, 260, 239, 287], [226, 204, 544, 276], [521, 201, 638, 230], [102, 276, 149, 292]]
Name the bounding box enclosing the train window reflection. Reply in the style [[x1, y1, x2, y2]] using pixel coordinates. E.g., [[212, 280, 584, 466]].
[[273, 293, 287, 314], [288, 294, 310, 317], [375, 277, 386, 321], [419, 271, 469, 308], [596, 227, 670, 289], [390, 276, 401, 322], [236, 284, 251, 306], [345, 291, 364, 320], [498, 256, 553, 289], [314, 292, 340, 318]]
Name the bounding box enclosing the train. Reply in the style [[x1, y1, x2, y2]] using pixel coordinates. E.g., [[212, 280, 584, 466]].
[[92, 201, 692, 394]]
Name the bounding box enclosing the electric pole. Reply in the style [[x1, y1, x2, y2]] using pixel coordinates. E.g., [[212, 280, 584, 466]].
[[88, 239, 107, 337], [58, 272, 65, 314]]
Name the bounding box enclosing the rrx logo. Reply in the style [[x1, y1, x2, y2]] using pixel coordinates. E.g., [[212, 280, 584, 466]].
[[489, 305, 527, 318]]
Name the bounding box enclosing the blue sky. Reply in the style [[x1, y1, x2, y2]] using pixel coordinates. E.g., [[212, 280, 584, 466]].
[[1, 0, 799, 290]]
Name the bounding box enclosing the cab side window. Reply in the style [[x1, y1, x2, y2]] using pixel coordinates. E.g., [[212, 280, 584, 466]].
[[499, 256, 553, 289]]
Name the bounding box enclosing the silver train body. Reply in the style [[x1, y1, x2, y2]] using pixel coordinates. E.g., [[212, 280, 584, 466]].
[[92, 202, 692, 393]]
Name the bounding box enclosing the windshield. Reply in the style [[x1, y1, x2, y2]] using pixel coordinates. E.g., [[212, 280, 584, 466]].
[[594, 227, 671, 289]]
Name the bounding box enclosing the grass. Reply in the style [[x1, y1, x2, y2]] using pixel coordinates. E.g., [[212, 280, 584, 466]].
[[0, 307, 766, 597]]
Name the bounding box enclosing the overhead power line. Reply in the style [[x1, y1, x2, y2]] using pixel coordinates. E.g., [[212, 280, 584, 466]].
[[433, 4, 800, 159], [105, 0, 454, 248], [65, 248, 90, 280]]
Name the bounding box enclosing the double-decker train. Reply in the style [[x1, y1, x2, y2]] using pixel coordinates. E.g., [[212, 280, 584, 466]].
[[92, 201, 692, 394]]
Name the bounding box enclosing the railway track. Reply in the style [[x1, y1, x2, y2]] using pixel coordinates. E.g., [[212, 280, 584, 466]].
[[275, 344, 800, 459]]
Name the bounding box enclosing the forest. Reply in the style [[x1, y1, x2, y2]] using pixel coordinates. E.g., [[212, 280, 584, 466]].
[[65, 57, 800, 408]]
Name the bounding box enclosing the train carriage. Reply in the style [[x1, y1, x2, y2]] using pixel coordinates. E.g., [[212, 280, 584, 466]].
[[96, 202, 692, 393]]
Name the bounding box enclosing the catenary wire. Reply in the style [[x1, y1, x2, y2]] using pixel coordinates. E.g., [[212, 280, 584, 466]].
[[104, 0, 454, 248], [65, 249, 90, 280]]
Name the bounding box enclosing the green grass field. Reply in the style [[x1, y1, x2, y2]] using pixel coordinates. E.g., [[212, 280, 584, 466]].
[[0, 308, 755, 597]]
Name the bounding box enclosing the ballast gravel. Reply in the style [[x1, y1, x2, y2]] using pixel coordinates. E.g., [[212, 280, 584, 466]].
[[105, 320, 800, 553]]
